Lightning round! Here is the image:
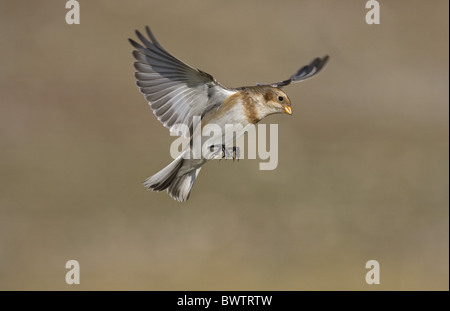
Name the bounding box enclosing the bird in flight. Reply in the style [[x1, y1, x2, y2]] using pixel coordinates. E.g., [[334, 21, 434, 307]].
[[129, 26, 329, 202]]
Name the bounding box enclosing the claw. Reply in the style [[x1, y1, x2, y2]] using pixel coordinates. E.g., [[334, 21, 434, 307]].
[[233, 146, 240, 161], [221, 145, 226, 159], [217, 145, 240, 161]]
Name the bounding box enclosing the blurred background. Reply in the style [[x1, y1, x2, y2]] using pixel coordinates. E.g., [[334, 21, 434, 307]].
[[0, 0, 448, 290]]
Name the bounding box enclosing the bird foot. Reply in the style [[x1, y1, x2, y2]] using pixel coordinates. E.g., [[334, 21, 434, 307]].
[[208, 145, 240, 161], [221, 145, 240, 161]]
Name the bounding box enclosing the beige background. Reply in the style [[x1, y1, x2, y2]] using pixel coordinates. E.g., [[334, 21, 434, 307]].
[[0, 0, 448, 290]]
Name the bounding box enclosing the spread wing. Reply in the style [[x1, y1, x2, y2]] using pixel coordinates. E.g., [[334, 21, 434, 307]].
[[129, 26, 233, 137], [268, 55, 329, 88]]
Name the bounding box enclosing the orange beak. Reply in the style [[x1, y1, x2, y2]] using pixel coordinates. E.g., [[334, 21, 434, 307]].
[[284, 106, 292, 115]]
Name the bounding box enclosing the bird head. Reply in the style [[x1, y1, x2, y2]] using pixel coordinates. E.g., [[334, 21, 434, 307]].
[[254, 86, 292, 119]]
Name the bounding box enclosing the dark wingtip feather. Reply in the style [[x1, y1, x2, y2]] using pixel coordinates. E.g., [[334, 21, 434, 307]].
[[316, 55, 329, 71], [145, 26, 163, 49], [128, 38, 145, 51]]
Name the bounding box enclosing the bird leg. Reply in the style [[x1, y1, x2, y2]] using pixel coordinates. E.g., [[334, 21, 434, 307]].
[[232, 146, 240, 161], [221, 145, 240, 161], [208, 145, 240, 161]]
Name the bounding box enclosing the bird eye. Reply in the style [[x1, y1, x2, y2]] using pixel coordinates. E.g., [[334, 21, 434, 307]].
[[278, 96, 284, 101]]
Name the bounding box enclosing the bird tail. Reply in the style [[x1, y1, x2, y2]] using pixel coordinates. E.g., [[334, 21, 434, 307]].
[[143, 155, 202, 202]]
